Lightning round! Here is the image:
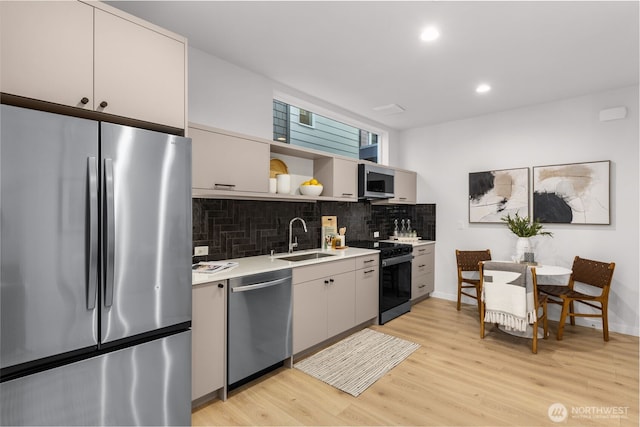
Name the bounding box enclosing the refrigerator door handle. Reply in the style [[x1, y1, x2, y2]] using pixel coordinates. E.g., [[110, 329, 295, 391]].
[[104, 158, 115, 308], [87, 157, 98, 310]]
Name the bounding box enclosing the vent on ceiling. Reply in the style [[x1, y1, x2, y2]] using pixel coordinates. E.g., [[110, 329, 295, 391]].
[[372, 103, 405, 115]]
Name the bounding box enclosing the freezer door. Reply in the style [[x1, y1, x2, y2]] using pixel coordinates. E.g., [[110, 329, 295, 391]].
[[100, 123, 191, 344], [0, 105, 99, 370], [0, 331, 191, 426]]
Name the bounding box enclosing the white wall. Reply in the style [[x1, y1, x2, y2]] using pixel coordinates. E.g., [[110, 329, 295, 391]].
[[188, 45, 639, 336], [188, 46, 398, 151], [188, 47, 274, 137], [394, 85, 639, 336]]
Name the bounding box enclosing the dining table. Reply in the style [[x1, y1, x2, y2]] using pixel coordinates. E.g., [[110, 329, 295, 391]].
[[494, 262, 572, 339]]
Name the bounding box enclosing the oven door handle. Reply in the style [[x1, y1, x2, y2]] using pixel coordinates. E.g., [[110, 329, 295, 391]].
[[381, 254, 414, 267]]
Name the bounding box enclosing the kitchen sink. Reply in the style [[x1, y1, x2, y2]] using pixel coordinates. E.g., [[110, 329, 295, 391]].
[[277, 252, 335, 262]]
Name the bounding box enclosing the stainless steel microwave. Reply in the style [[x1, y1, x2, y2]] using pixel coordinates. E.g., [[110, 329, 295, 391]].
[[358, 163, 395, 199]]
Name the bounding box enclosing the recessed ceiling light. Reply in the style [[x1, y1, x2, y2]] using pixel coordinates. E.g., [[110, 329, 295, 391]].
[[476, 84, 491, 94], [420, 27, 440, 42]]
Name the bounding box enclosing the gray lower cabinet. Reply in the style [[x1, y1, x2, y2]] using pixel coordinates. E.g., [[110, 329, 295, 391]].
[[412, 244, 435, 300], [293, 259, 357, 354], [190, 252, 382, 398], [355, 254, 379, 324], [192, 281, 225, 401]]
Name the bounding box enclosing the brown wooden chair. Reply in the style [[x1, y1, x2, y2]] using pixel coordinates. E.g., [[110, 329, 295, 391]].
[[538, 256, 615, 341], [455, 249, 491, 315], [479, 262, 548, 353]]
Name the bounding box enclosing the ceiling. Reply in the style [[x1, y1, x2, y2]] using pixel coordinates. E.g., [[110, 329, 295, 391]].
[[108, 1, 639, 131]]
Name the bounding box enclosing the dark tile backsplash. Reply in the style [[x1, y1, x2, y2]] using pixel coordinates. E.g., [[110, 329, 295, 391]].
[[193, 199, 436, 261]]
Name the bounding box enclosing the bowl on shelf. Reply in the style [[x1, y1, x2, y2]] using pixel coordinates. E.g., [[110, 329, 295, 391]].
[[299, 184, 323, 197]]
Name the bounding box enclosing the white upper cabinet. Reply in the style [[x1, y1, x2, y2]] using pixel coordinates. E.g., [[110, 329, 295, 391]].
[[1, 1, 187, 130]]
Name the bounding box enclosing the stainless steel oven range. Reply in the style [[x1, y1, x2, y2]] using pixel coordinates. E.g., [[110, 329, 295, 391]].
[[348, 241, 413, 324]]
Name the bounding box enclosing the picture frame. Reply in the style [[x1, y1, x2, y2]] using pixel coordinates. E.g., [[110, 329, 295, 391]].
[[533, 160, 610, 224], [469, 167, 529, 223]]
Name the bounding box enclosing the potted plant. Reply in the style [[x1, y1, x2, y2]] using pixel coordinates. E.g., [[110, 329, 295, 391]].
[[501, 213, 552, 262]]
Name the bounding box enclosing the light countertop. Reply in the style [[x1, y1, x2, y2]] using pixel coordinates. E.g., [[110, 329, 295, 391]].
[[192, 247, 380, 286], [381, 239, 436, 246]]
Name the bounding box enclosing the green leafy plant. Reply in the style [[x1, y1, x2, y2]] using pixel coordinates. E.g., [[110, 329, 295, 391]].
[[501, 213, 553, 238]]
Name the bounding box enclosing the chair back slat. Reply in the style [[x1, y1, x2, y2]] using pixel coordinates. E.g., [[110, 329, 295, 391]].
[[571, 256, 615, 289], [456, 250, 491, 271]]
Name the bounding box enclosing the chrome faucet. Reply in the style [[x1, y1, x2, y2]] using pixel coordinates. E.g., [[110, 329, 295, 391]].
[[288, 217, 308, 253]]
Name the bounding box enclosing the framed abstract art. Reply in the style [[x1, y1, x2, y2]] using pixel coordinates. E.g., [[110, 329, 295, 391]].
[[533, 160, 610, 224], [469, 167, 529, 223]]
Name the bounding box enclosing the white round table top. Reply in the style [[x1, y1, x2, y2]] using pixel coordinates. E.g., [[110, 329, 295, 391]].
[[533, 264, 572, 276], [489, 261, 572, 276]]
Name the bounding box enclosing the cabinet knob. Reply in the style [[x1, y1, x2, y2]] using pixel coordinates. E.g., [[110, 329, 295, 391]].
[[80, 97, 89, 105], [99, 101, 108, 108], [329, 278, 334, 283], [324, 280, 329, 284], [218, 283, 224, 289]]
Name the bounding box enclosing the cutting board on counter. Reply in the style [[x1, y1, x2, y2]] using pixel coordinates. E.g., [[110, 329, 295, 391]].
[[321, 216, 337, 249]]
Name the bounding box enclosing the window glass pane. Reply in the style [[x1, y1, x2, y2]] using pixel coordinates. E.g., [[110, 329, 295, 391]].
[[273, 100, 288, 142], [299, 109, 313, 126], [273, 100, 378, 163]]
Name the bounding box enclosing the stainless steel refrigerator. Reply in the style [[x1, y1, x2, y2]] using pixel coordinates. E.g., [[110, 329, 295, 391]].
[[0, 104, 192, 426]]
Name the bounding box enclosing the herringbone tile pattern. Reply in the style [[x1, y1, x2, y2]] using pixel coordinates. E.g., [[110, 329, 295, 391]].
[[192, 199, 436, 260]]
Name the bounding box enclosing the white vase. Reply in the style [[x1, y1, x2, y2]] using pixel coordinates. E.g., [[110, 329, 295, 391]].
[[515, 237, 532, 262], [276, 174, 290, 194]]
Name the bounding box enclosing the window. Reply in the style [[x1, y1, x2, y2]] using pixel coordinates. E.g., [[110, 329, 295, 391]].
[[298, 109, 314, 127], [359, 130, 379, 163], [273, 100, 379, 163], [359, 130, 378, 147], [273, 100, 289, 142]]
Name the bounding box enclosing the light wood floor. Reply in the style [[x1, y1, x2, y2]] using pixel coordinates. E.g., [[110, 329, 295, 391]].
[[192, 297, 639, 426]]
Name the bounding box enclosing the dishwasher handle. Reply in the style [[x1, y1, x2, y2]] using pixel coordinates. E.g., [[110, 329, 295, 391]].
[[231, 277, 290, 293]]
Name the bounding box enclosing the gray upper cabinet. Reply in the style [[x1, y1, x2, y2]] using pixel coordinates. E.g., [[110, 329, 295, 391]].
[[1, 1, 94, 108], [373, 168, 418, 205], [93, 7, 186, 129], [0, 1, 187, 130], [188, 123, 418, 203], [314, 157, 358, 201], [393, 169, 417, 204], [190, 125, 270, 194]]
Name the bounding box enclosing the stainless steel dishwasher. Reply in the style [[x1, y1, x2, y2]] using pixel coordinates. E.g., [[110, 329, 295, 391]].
[[227, 268, 292, 389]]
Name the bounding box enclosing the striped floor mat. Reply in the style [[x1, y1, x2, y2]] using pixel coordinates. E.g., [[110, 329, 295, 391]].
[[294, 328, 420, 397]]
